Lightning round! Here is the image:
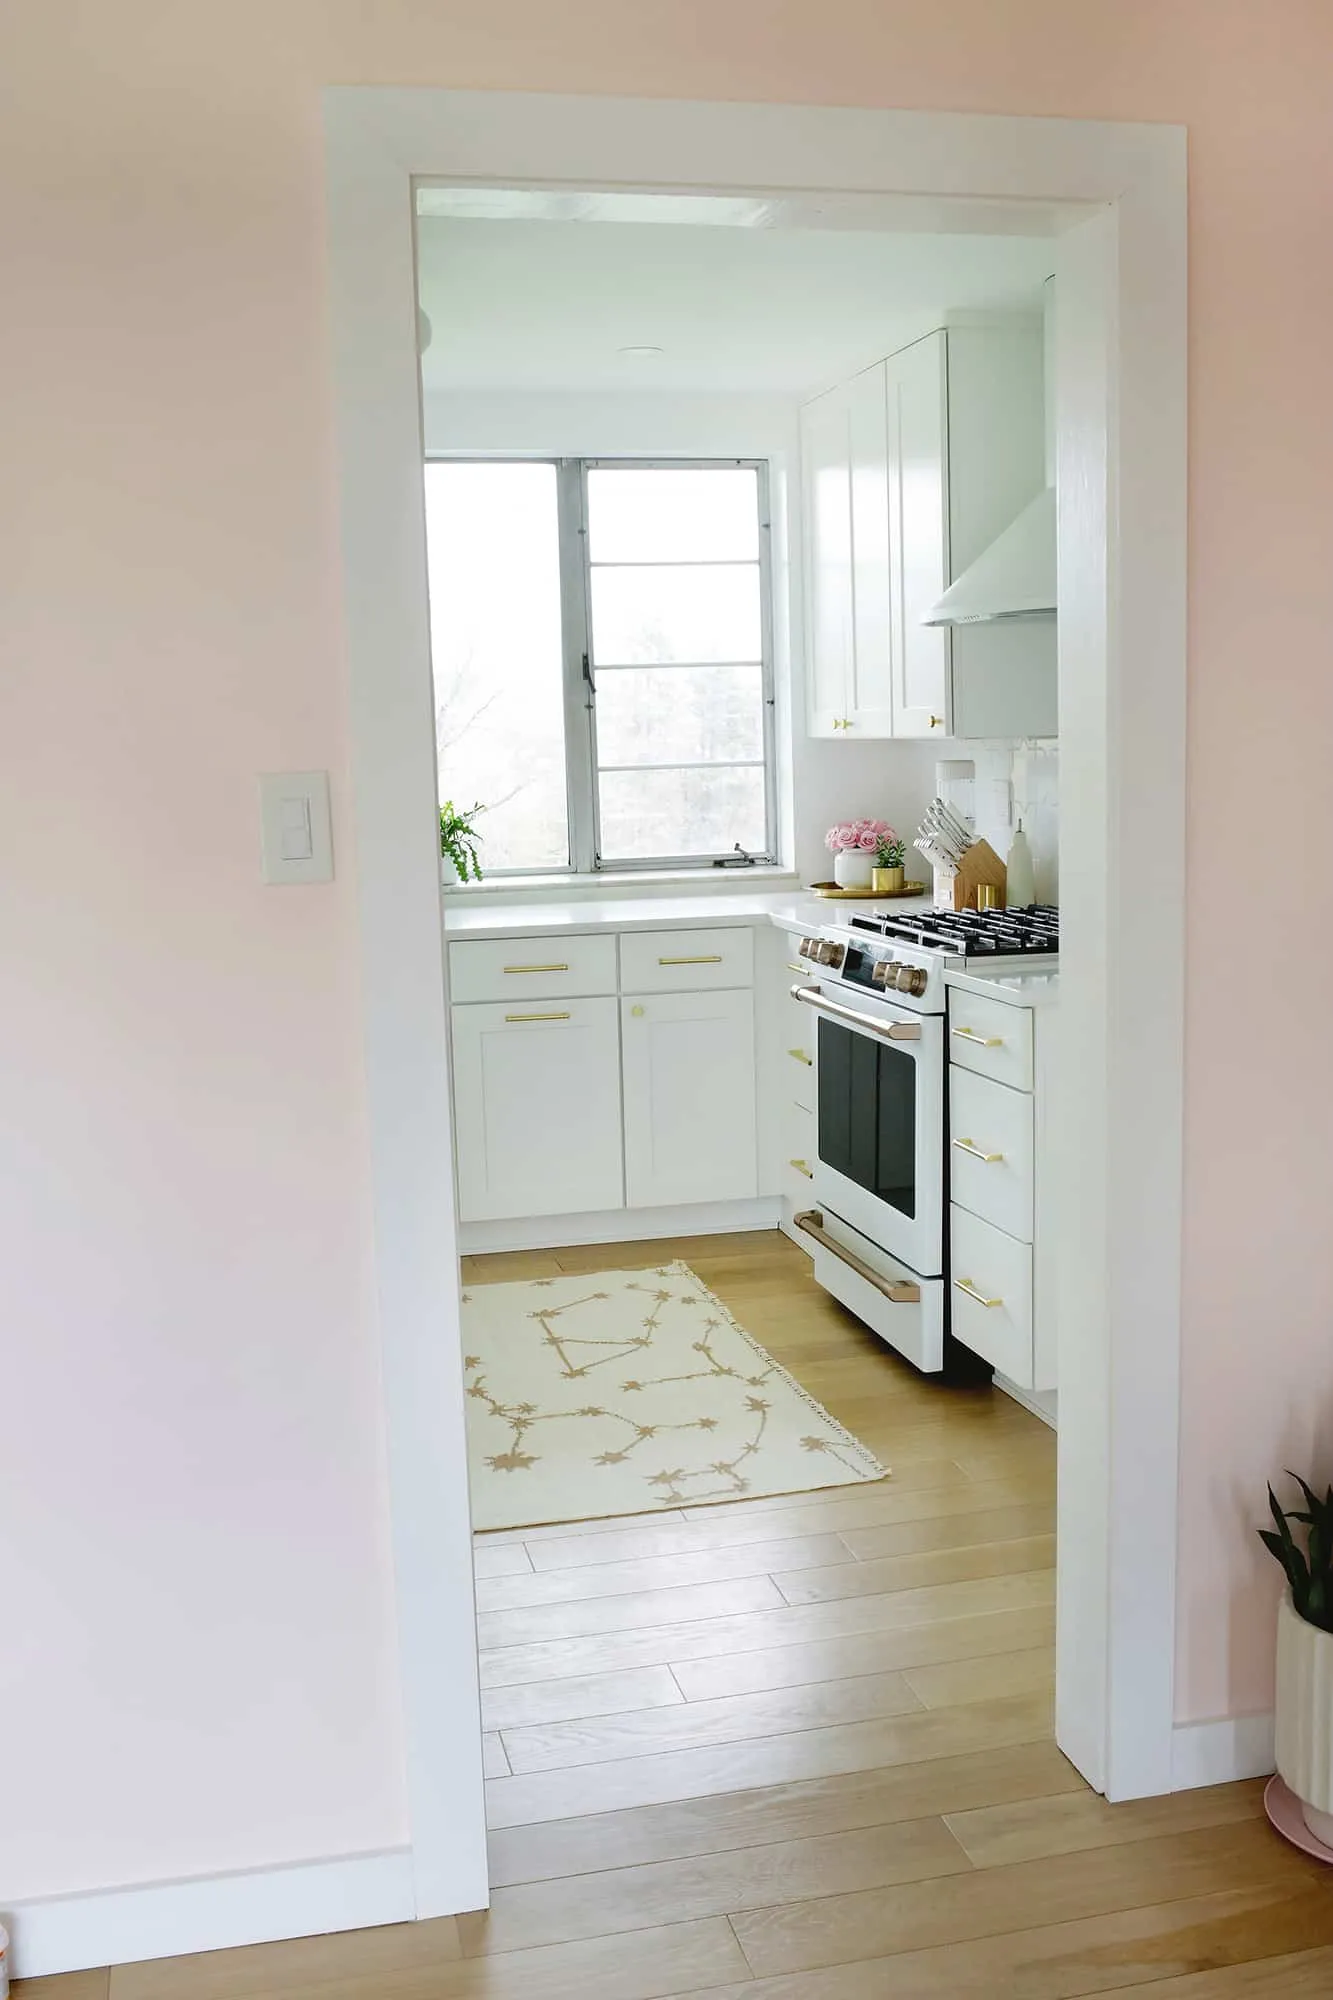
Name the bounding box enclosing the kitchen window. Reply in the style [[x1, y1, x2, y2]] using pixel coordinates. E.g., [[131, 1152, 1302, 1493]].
[[424, 459, 777, 875]]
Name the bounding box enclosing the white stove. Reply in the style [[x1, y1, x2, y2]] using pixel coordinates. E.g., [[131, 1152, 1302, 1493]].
[[790, 904, 1058, 1374]]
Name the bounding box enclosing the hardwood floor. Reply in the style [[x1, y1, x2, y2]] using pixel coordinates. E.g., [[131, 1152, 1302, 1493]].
[[21, 1230, 1332, 1998]]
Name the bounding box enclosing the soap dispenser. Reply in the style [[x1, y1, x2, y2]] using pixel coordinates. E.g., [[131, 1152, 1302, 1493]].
[[1006, 821, 1036, 909]]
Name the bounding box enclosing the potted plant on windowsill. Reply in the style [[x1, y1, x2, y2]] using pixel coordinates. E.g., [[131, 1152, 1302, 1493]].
[[440, 801, 485, 885], [1260, 1473, 1333, 1845]]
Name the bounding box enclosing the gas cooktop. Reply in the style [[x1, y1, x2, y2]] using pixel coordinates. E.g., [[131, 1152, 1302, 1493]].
[[849, 905, 1059, 959]]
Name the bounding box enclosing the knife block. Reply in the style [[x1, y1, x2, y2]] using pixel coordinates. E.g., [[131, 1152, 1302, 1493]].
[[934, 837, 1007, 912]]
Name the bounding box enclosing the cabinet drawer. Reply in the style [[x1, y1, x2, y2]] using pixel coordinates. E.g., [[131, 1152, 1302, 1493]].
[[950, 1206, 1033, 1384], [448, 934, 618, 1004], [948, 989, 1033, 1092], [949, 1066, 1033, 1242], [804, 1207, 945, 1374], [620, 926, 754, 994]]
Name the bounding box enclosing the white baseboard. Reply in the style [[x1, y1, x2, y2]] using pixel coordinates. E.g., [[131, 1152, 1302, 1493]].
[[994, 1373, 1058, 1429], [5, 1846, 415, 1981], [459, 1197, 780, 1255], [1171, 1712, 1275, 1792]]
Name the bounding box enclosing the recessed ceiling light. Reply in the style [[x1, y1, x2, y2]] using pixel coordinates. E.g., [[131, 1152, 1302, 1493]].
[[618, 344, 664, 357]]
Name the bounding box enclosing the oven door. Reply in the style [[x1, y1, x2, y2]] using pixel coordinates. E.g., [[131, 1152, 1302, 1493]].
[[804, 980, 944, 1278]]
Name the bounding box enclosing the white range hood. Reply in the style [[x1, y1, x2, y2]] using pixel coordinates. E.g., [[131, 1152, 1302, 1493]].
[[921, 483, 1055, 627]]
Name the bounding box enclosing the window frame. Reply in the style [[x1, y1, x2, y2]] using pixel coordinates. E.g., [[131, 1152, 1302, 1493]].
[[425, 453, 779, 877]]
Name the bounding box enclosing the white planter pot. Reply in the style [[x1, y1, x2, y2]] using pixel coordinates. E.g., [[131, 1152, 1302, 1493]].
[[1275, 1589, 1333, 1845], [833, 850, 875, 890]]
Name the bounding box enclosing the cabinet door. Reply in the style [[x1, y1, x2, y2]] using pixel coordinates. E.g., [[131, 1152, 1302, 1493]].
[[886, 332, 953, 738], [799, 385, 853, 735], [846, 362, 896, 735], [451, 998, 624, 1221], [621, 988, 758, 1208]]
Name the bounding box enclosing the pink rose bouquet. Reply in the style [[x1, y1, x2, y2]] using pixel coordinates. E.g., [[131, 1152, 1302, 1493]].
[[825, 817, 893, 855]]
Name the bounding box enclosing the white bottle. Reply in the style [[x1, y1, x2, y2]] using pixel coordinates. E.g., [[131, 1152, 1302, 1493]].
[[1006, 821, 1036, 908]]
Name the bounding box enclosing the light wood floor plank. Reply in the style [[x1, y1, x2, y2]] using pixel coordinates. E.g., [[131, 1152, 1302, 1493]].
[[106, 1918, 463, 1997], [486, 1738, 1082, 1888], [945, 1779, 1266, 1869], [475, 1542, 534, 1579], [671, 1605, 1054, 1702], [903, 1644, 1054, 1709], [499, 1669, 922, 1774], [645, 1887, 1333, 2000], [521, 1478, 1050, 1571], [483, 1731, 512, 1777], [479, 1509, 690, 1549], [474, 1532, 854, 1612], [483, 1664, 684, 1733], [485, 1689, 1053, 1828], [479, 1569, 1056, 1686], [477, 1573, 785, 1650], [460, 1811, 970, 1957], [729, 1821, 1326, 1979], [774, 1533, 1055, 1606], [16, 1976, 110, 2000], [838, 1499, 1054, 1563]]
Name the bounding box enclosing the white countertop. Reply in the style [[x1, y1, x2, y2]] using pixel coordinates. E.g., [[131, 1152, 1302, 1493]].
[[443, 889, 864, 940], [944, 964, 1060, 1008]]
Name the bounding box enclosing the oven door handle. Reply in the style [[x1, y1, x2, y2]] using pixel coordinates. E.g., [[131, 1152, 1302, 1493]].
[[791, 984, 922, 1041], [794, 1211, 922, 1303]]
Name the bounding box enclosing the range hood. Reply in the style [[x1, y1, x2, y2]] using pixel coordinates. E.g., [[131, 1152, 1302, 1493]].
[[922, 484, 1055, 627]]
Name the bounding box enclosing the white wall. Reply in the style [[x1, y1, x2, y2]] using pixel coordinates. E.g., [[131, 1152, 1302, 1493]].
[[424, 388, 944, 884]]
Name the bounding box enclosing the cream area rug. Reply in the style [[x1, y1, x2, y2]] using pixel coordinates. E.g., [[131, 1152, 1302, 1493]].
[[461, 1261, 886, 1532]]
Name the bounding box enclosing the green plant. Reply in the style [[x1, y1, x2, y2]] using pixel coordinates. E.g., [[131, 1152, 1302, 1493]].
[[1260, 1474, 1333, 1633], [440, 800, 485, 882], [875, 830, 906, 870]]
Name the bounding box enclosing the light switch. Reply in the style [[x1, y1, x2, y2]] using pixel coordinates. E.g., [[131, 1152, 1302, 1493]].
[[259, 771, 333, 885]]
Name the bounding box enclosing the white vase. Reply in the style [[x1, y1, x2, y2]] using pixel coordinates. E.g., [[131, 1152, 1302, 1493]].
[[833, 850, 874, 890], [1274, 1590, 1333, 1844]]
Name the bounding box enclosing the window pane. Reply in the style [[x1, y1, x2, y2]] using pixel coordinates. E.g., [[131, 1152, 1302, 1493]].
[[590, 564, 761, 665], [596, 666, 764, 767], [424, 463, 568, 872], [587, 467, 760, 564], [598, 765, 767, 860]]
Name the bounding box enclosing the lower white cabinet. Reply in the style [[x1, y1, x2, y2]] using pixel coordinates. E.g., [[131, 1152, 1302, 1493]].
[[451, 997, 624, 1222], [621, 987, 758, 1208]]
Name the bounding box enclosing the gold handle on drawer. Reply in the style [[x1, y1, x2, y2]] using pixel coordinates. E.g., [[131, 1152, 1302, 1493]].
[[952, 1137, 1004, 1164], [789, 1158, 813, 1178], [504, 1010, 572, 1023], [787, 1047, 813, 1066], [503, 962, 569, 975], [954, 1277, 1003, 1308], [657, 954, 724, 966], [929, 714, 945, 729], [952, 1026, 1005, 1049], [787, 962, 812, 976]]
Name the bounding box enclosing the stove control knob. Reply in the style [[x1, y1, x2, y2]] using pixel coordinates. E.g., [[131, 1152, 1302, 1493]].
[[895, 966, 928, 997], [798, 936, 815, 958], [871, 960, 893, 986], [819, 939, 845, 967]]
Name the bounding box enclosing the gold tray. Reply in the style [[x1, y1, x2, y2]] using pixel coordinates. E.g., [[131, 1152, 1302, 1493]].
[[809, 880, 928, 900]]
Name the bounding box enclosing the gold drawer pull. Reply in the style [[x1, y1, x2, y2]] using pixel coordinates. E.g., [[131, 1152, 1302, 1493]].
[[952, 1026, 1004, 1049], [503, 962, 569, 975], [787, 962, 812, 976], [954, 1277, 1003, 1308], [504, 1010, 571, 1024], [789, 1158, 813, 1178], [787, 1047, 813, 1066], [952, 1137, 1004, 1163], [658, 953, 724, 966]]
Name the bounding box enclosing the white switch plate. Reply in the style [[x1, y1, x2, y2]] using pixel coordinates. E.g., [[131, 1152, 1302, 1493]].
[[259, 771, 334, 885]]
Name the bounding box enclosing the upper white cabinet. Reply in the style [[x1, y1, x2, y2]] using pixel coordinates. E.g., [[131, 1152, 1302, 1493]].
[[800, 320, 1056, 741]]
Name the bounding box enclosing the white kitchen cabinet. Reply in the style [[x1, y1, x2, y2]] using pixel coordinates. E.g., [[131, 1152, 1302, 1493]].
[[621, 987, 758, 1208], [800, 320, 1055, 741], [451, 997, 624, 1222]]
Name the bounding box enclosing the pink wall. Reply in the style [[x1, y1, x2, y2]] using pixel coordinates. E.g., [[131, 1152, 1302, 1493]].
[[3, 0, 1330, 1900]]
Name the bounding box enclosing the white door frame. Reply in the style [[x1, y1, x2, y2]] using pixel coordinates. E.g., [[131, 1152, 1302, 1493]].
[[322, 89, 1186, 1914]]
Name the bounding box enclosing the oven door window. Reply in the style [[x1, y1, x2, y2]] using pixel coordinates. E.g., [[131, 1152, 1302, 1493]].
[[817, 1016, 917, 1218]]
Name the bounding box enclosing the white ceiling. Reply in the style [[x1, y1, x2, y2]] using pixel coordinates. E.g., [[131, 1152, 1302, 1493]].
[[415, 212, 1055, 398]]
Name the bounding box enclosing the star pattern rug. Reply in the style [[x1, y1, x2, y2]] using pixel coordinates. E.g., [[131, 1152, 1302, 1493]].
[[460, 1261, 887, 1532]]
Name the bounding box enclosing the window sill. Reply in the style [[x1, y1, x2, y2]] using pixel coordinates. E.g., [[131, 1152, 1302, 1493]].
[[443, 864, 800, 904]]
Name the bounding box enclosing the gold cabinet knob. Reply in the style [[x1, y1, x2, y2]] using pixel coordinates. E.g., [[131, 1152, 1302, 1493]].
[[929, 714, 945, 729], [630, 1004, 645, 1017]]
